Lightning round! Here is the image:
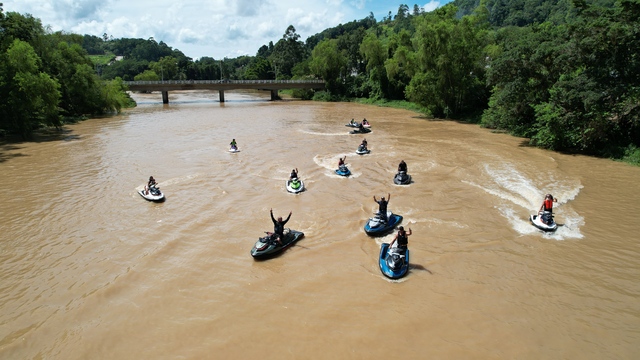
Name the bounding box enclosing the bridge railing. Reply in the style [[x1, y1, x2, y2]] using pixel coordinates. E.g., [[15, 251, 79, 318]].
[[124, 79, 325, 85]]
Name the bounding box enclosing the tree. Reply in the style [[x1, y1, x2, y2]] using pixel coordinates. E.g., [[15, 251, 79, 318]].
[[149, 56, 178, 80], [406, 4, 489, 117], [309, 39, 347, 93], [269, 25, 306, 78], [0, 39, 61, 137]]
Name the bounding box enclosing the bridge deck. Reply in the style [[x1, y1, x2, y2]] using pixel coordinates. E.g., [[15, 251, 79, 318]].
[[124, 79, 325, 92]]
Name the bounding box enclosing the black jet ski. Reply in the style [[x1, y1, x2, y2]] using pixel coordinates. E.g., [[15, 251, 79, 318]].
[[530, 211, 558, 232], [379, 243, 409, 279], [393, 171, 411, 185], [138, 185, 165, 202], [349, 127, 371, 134], [251, 229, 305, 259], [355, 144, 370, 155]]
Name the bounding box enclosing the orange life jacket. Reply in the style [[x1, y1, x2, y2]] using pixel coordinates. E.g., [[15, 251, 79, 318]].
[[544, 199, 554, 211]]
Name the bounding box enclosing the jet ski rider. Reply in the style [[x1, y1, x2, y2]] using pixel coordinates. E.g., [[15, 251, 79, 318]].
[[145, 176, 157, 195], [270, 208, 292, 245], [398, 160, 407, 173], [361, 138, 368, 149], [389, 226, 412, 250], [230, 139, 237, 149], [539, 193, 557, 224], [373, 193, 391, 222], [290, 168, 298, 180], [338, 156, 346, 167]]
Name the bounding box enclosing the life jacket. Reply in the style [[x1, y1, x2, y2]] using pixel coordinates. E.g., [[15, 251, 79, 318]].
[[544, 199, 554, 211], [397, 232, 408, 247]]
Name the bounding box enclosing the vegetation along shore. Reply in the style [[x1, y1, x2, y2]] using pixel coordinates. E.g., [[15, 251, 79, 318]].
[[0, 1, 638, 164]]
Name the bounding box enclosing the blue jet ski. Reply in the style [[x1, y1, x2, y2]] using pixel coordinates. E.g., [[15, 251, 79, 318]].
[[335, 164, 351, 177], [251, 228, 305, 259], [364, 211, 402, 236], [379, 243, 409, 279]]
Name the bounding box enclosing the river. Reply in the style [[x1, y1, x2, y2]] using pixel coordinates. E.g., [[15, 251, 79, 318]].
[[1, 90, 639, 359]]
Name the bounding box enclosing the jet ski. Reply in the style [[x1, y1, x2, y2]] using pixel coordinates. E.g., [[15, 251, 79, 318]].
[[229, 145, 240, 153], [355, 144, 370, 155], [364, 211, 402, 236], [345, 122, 359, 128], [530, 211, 558, 232], [286, 177, 305, 193], [379, 243, 409, 279], [349, 127, 371, 134], [138, 185, 165, 202], [251, 229, 305, 259], [335, 164, 351, 177], [393, 171, 411, 185]]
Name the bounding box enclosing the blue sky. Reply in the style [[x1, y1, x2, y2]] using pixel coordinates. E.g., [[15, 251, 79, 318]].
[[6, 0, 453, 60]]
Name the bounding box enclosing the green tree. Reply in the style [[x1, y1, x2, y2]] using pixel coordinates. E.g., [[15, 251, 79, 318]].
[[134, 69, 160, 81], [269, 25, 306, 79], [406, 4, 489, 117], [0, 39, 61, 137], [245, 57, 274, 80], [309, 39, 347, 93], [359, 32, 388, 99], [149, 56, 179, 80]]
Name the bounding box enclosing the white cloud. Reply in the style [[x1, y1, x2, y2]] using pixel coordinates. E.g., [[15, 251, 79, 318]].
[[422, 1, 441, 12], [6, 0, 452, 59]]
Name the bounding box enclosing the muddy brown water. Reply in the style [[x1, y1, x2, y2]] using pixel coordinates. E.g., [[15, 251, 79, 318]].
[[1, 90, 638, 359]]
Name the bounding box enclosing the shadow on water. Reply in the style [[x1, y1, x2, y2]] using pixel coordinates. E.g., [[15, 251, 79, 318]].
[[409, 263, 433, 274], [0, 143, 28, 163], [0, 128, 81, 163]]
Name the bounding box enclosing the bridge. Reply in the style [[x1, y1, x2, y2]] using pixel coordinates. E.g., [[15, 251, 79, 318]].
[[123, 79, 325, 103]]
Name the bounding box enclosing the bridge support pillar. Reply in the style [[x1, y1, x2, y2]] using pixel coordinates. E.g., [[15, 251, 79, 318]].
[[219, 90, 225, 102], [162, 91, 169, 104], [270, 90, 279, 101]]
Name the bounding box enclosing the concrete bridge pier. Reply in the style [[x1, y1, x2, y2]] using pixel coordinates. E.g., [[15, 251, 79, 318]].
[[270, 90, 279, 101], [219, 90, 225, 102], [162, 91, 169, 104]]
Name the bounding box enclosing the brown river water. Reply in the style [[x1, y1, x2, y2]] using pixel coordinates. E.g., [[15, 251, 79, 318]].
[[1, 90, 639, 359]]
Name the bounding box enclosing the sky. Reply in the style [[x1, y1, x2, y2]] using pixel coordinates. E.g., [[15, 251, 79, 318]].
[[5, 0, 453, 60]]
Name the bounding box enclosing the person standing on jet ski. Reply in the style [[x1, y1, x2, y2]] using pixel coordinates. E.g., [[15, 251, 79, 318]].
[[538, 194, 557, 224], [398, 160, 407, 173], [361, 138, 368, 149], [338, 156, 346, 167], [350, 118, 357, 126], [373, 193, 391, 222], [290, 168, 298, 180], [389, 226, 412, 250], [230, 139, 237, 149], [270, 208, 292, 245], [362, 119, 370, 126]]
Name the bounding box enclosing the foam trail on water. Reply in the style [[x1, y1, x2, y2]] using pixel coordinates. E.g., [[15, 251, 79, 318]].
[[466, 162, 584, 240]]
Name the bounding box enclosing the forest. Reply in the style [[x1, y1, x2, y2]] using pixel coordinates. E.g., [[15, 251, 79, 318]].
[[1, 1, 638, 164]]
